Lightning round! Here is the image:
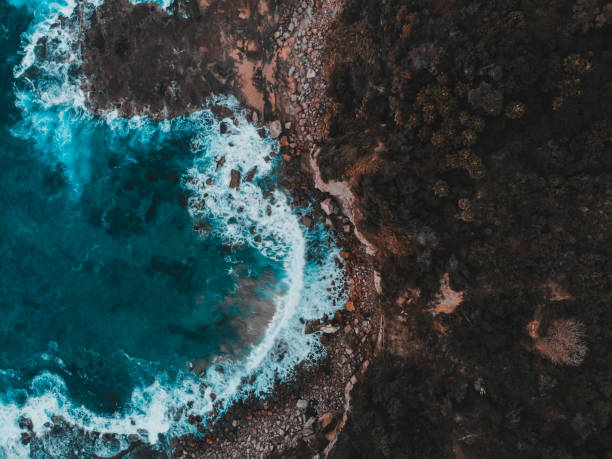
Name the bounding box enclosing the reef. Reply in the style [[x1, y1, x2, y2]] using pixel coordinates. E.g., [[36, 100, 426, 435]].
[[75, 0, 612, 457]]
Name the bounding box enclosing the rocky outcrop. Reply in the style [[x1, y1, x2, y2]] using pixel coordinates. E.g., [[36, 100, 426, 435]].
[[229, 169, 241, 189], [81, 0, 291, 119], [76, 0, 612, 457], [309, 146, 377, 256]]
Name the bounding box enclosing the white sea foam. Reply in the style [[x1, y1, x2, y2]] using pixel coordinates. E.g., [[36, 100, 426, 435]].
[[1, 1, 346, 457], [129, 0, 174, 10]]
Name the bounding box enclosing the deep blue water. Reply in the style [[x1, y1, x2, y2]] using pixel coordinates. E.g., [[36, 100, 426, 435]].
[[0, 0, 280, 416], [0, 0, 345, 456]]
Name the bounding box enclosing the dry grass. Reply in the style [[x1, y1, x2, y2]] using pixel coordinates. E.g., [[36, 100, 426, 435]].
[[535, 319, 587, 366]]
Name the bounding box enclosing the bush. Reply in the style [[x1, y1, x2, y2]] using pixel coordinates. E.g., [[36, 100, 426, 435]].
[[536, 319, 587, 366]]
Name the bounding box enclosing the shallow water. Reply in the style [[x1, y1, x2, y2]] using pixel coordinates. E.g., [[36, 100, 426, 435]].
[[0, 0, 345, 456]]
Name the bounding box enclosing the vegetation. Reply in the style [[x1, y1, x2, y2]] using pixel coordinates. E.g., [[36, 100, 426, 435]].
[[535, 319, 588, 366], [321, 0, 612, 457]]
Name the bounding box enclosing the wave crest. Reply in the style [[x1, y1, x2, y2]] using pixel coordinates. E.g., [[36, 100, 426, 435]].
[[0, 1, 346, 457]]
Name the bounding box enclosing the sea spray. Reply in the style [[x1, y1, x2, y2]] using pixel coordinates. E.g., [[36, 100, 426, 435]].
[[0, 0, 346, 457], [129, 0, 173, 9]]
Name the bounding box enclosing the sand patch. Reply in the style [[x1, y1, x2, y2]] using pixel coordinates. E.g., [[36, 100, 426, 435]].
[[432, 273, 464, 315], [230, 49, 265, 114]]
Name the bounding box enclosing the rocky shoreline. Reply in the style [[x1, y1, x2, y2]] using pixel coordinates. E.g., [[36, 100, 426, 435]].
[[171, 1, 387, 456], [173, 258, 380, 458], [79, 0, 385, 457], [65, 0, 612, 457]]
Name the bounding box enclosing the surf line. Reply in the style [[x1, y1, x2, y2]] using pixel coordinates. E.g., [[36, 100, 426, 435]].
[[1, 1, 346, 457]]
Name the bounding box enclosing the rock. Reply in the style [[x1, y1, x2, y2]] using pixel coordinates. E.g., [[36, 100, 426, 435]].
[[268, 120, 282, 138], [21, 432, 33, 446], [245, 166, 257, 182], [230, 169, 241, 188], [18, 417, 33, 431], [51, 416, 66, 425], [344, 301, 355, 312], [306, 68, 316, 79], [320, 198, 335, 215], [216, 156, 226, 168], [283, 153, 292, 162], [301, 215, 314, 229], [296, 399, 308, 409], [339, 251, 350, 259], [468, 82, 503, 116], [320, 325, 339, 334]]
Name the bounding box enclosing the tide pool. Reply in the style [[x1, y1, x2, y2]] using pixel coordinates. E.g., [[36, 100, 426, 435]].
[[0, 0, 345, 457]]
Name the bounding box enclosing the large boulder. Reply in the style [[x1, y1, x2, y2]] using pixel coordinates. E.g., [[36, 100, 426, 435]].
[[268, 120, 282, 138]]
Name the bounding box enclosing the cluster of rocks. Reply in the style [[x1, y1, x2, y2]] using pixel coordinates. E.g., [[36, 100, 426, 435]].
[[77, 0, 386, 456], [173, 254, 380, 458], [81, 0, 282, 119], [15, 415, 160, 457], [267, 0, 343, 160]]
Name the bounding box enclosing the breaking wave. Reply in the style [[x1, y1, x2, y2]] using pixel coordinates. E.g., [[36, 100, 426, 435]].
[[0, 0, 345, 456]]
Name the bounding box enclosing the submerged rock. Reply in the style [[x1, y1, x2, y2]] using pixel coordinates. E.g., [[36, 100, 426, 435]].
[[20, 432, 33, 445], [301, 215, 314, 229], [230, 169, 241, 189], [320, 325, 339, 334], [245, 166, 257, 182], [18, 417, 33, 431]]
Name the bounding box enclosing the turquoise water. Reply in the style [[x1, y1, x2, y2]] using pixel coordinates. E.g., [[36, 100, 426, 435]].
[[0, 1, 345, 456]]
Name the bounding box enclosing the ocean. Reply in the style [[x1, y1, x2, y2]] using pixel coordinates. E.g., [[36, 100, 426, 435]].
[[0, 0, 345, 456]]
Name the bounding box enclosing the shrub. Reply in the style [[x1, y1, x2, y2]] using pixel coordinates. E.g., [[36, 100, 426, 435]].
[[535, 319, 587, 366]]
